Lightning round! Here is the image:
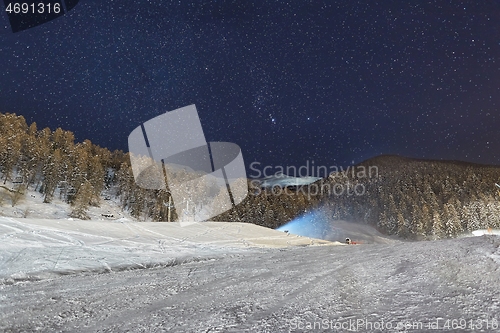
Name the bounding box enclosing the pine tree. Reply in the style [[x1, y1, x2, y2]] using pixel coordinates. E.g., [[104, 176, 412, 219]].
[[383, 194, 398, 234], [70, 181, 93, 220], [431, 210, 444, 239], [0, 114, 26, 183], [18, 122, 39, 187], [409, 203, 425, 238], [444, 203, 462, 238], [396, 212, 408, 238], [42, 148, 64, 203], [420, 204, 431, 236]]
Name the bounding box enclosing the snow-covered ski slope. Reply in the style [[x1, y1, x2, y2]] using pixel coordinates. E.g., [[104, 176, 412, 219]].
[[1, 226, 499, 332], [278, 217, 399, 245], [472, 229, 500, 236], [0, 217, 336, 283]]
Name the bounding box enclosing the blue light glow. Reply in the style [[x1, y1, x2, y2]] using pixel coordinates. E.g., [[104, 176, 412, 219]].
[[276, 210, 331, 240]]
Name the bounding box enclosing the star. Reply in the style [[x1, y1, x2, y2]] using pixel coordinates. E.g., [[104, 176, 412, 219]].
[[0, 0, 498, 168]]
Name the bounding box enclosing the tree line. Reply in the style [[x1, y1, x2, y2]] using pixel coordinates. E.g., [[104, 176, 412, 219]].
[[215, 155, 500, 239], [348, 155, 500, 239], [3, 112, 500, 239], [0, 112, 312, 223], [0, 112, 175, 220]]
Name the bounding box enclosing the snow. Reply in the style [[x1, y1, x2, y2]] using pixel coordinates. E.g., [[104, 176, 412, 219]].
[[1, 183, 500, 331], [277, 210, 399, 244], [0, 217, 335, 283], [0, 226, 499, 332], [472, 229, 500, 236], [0, 182, 133, 221]]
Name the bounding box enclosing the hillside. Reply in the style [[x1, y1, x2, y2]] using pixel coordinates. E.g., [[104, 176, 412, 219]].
[[3, 112, 500, 240], [0, 112, 178, 222], [215, 155, 500, 240], [0, 217, 336, 284]]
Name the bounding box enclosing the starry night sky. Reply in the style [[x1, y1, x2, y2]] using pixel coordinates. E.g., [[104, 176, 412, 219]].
[[1, 0, 500, 176]]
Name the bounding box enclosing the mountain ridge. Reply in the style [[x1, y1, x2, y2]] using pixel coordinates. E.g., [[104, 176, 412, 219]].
[[215, 154, 500, 240]]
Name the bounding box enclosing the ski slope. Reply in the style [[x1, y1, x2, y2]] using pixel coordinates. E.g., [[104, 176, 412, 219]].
[[0, 217, 335, 283], [472, 229, 500, 236], [277, 216, 399, 244], [1, 217, 500, 332]]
